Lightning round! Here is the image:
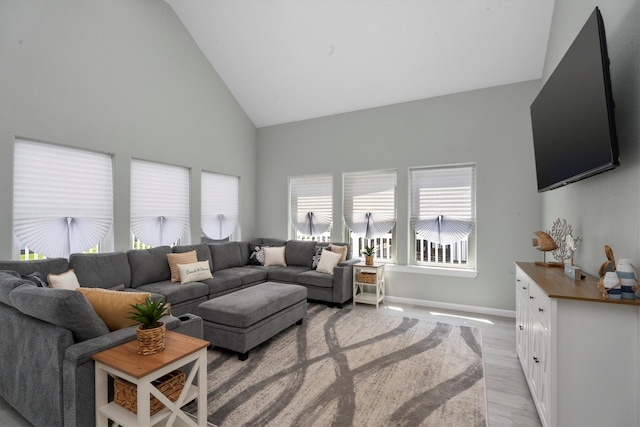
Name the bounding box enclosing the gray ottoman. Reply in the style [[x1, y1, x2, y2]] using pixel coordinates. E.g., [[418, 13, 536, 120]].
[[196, 282, 307, 360]]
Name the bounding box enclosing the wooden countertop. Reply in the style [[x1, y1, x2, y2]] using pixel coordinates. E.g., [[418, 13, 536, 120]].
[[516, 262, 640, 306]]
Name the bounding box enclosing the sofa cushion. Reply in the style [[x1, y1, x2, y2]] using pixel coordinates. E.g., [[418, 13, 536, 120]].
[[173, 244, 214, 271], [316, 249, 341, 274], [127, 246, 172, 287], [76, 287, 151, 331], [285, 240, 317, 268], [0, 271, 32, 306], [167, 250, 197, 282], [69, 252, 132, 289], [177, 261, 213, 284], [329, 244, 348, 263], [48, 270, 81, 290], [0, 258, 69, 279], [311, 245, 324, 269], [210, 242, 246, 272], [9, 285, 109, 342], [248, 243, 268, 265], [297, 270, 335, 288], [264, 246, 287, 267], [266, 265, 310, 283], [133, 280, 209, 305]]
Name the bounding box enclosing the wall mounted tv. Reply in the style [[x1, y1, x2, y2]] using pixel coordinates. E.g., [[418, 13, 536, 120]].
[[530, 7, 619, 192]]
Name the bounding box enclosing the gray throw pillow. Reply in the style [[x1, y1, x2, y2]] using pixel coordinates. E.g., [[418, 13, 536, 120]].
[[9, 286, 109, 342]]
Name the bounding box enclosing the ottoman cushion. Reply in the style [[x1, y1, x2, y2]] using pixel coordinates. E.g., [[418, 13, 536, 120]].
[[197, 282, 306, 328]]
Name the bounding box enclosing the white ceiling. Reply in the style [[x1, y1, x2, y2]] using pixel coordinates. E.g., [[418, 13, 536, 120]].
[[166, 0, 555, 128]]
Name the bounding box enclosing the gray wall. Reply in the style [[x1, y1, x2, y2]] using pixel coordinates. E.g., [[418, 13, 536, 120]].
[[257, 81, 542, 312], [540, 0, 640, 277], [0, 0, 257, 259]]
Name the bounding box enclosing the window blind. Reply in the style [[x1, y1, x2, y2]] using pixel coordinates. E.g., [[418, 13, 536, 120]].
[[130, 159, 190, 247], [343, 170, 396, 238], [13, 139, 113, 258], [201, 172, 239, 240], [410, 165, 475, 245], [290, 174, 333, 237]]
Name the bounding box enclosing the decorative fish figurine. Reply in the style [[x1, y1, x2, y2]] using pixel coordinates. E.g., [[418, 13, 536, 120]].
[[532, 231, 558, 252]]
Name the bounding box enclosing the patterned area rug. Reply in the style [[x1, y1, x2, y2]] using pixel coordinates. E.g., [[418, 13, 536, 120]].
[[200, 303, 487, 426]]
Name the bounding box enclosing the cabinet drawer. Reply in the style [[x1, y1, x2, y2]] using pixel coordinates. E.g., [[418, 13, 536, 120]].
[[528, 282, 550, 330], [516, 272, 530, 299]]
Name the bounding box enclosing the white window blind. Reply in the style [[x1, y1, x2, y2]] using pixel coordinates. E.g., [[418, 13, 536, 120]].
[[343, 170, 396, 238], [290, 174, 333, 237], [410, 165, 475, 245], [13, 139, 113, 258], [130, 159, 190, 247], [201, 172, 239, 240]]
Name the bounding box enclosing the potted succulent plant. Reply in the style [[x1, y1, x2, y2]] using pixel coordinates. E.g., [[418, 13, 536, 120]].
[[128, 297, 169, 355], [362, 246, 375, 266]]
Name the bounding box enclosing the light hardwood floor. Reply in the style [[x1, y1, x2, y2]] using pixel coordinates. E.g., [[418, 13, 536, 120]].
[[0, 301, 541, 426]]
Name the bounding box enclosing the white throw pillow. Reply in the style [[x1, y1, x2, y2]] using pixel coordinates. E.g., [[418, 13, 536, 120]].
[[316, 249, 341, 274], [177, 261, 213, 284], [48, 269, 81, 290], [263, 246, 287, 267]]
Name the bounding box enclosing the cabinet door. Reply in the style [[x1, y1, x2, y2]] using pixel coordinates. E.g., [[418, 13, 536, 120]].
[[515, 289, 529, 368], [530, 318, 550, 426]]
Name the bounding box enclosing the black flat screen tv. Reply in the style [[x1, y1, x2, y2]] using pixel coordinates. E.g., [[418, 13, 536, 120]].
[[530, 7, 619, 192]]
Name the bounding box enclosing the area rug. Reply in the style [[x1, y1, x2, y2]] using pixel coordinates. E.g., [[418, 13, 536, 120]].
[[200, 303, 486, 426]]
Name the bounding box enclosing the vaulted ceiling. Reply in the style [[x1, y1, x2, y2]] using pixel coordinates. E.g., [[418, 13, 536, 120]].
[[166, 0, 555, 128]]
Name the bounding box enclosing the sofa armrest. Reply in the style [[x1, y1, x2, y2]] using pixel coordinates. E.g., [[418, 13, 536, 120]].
[[339, 258, 361, 267], [331, 262, 355, 305]]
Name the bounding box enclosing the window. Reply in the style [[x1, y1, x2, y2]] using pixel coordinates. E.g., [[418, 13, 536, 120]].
[[201, 172, 239, 241], [410, 164, 476, 268], [289, 174, 333, 241], [130, 159, 190, 248], [13, 139, 113, 258], [343, 169, 396, 261]]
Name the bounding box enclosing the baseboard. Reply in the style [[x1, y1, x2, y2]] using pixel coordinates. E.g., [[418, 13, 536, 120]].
[[384, 295, 516, 319]]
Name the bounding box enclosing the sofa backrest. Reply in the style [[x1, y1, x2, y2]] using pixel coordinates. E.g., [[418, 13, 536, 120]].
[[285, 240, 318, 268], [0, 258, 69, 279], [69, 252, 132, 289], [126, 246, 172, 287], [209, 242, 250, 272]]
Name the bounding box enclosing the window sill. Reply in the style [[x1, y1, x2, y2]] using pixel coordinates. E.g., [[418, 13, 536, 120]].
[[384, 264, 478, 278]]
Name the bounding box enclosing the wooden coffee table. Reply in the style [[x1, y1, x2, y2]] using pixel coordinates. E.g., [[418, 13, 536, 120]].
[[92, 331, 210, 427]]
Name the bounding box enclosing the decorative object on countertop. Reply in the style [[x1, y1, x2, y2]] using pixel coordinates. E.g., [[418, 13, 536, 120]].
[[598, 271, 621, 299], [563, 234, 582, 279], [598, 245, 616, 278], [362, 246, 375, 266], [128, 297, 169, 355], [532, 231, 561, 267], [548, 218, 577, 264], [616, 259, 638, 299]]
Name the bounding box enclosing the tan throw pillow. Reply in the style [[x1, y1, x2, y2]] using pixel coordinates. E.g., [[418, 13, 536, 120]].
[[316, 249, 341, 274], [167, 251, 198, 282], [76, 287, 151, 331], [263, 246, 287, 267], [177, 261, 213, 284], [329, 244, 348, 263], [48, 270, 80, 290]]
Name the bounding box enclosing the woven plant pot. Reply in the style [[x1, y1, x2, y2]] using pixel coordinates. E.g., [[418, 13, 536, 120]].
[[136, 322, 166, 355], [365, 255, 374, 266]]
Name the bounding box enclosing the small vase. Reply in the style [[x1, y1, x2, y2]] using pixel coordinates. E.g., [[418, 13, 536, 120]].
[[365, 255, 374, 266], [136, 322, 166, 355]]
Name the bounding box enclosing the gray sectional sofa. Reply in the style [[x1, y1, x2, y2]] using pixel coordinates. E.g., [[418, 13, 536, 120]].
[[0, 238, 355, 426]]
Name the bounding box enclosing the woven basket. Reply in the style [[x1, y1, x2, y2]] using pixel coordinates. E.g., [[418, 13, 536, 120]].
[[114, 369, 185, 415], [357, 272, 377, 284], [136, 322, 166, 355]]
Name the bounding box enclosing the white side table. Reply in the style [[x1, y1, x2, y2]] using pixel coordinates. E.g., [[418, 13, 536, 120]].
[[92, 331, 210, 427], [353, 262, 385, 308]]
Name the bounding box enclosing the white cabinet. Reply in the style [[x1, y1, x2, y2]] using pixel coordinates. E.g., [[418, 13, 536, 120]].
[[515, 262, 639, 427]]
